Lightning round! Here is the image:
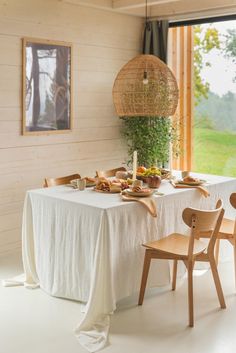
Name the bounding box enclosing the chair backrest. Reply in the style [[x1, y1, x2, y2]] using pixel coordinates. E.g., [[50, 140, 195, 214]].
[[182, 200, 223, 232], [96, 167, 127, 178], [230, 193, 236, 209], [44, 173, 81, 187], [182, 200, 224, 257]]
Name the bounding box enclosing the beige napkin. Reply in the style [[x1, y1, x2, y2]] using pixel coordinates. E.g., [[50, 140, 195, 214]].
[[170, 180, 210, 198], [121, 193, 157, 217]]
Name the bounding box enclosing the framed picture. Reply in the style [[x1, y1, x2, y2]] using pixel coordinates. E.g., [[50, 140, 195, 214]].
[[22, 38, 73, 135]]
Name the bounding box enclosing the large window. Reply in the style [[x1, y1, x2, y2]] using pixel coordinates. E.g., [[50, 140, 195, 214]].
[[169, 18, 236, 176], [193, 20, 236, 176]]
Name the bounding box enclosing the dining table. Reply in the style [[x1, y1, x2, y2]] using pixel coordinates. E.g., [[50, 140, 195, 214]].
[[21, 172, 236, 352]]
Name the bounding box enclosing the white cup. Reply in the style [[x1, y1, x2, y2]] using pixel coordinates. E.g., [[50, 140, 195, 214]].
[[181, 171, 190, 179], [132, 179, 143, 188]]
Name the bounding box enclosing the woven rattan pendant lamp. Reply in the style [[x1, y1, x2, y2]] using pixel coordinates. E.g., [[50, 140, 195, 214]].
[[112, 54, 178, 117], [112, 1, 178, 117]]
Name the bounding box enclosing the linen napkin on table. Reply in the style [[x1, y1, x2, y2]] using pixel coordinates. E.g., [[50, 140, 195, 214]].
[[170, 180, 210, 198], [121, 194, 157, 217]]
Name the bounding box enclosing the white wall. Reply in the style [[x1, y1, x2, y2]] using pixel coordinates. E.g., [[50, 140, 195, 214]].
[[0, 0, 143, 254]]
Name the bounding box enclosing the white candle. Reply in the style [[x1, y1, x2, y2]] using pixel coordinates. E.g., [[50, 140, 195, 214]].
[[132, 150, 137, 181]]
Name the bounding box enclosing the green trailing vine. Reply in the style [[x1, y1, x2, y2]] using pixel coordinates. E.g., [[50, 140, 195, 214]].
[[121, 116, 178, 168]]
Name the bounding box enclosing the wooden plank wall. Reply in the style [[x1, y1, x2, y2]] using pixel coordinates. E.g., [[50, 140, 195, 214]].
[[168, 25, 193, 171], [0, 0, 143, 254]]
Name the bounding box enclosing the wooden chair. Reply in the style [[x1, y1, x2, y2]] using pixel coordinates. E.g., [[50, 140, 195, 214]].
[[44, 173, 81, 187], [95, 167, 127, 178], [138, 200, 226, 327], [200, 193, 236, 286]]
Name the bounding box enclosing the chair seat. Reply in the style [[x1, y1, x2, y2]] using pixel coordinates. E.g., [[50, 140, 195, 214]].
[[219, 218, 235, 236], [143, 233, 207, 257]]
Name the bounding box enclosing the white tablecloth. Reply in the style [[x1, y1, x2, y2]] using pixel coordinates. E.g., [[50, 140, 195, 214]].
[[22, 172, 236, 351]]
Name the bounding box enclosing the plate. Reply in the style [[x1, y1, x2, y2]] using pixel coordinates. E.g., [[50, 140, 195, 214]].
[[126, 188, 153, 197], [70, 179, 97, 188], [93, 188, 121, 194], [66, 183, 78, 188], [67, 182, 97, 189], [85, 182, 96, 187], [177, 179, 206, 186]]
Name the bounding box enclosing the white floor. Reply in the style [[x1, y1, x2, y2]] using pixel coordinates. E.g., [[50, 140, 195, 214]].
[[1, 251, 236, 353]]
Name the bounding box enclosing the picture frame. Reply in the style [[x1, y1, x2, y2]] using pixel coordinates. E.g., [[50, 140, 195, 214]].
[[22, 38, 73, 135]]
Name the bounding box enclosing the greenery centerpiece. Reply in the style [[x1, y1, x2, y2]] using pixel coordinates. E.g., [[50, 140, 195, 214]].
[[121, 116, 177, 168]]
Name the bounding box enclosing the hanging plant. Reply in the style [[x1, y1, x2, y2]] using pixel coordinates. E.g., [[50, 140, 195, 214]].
[[120, 116, 179, 168]]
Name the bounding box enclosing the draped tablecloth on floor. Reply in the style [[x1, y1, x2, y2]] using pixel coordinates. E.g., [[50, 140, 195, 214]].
[[22, 172, 236, 351]]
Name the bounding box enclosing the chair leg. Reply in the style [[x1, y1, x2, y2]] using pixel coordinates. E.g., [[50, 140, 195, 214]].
[[209, 256, 226, 309], [187, 260, 194, 327], [214, 239, 220, 266], [138, 250, 152, 305], [172, 259, 178, 290]]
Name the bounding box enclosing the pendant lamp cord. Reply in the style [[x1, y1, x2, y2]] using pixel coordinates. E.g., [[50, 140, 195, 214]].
[[143, 0, 148, 83], [145, 0, 148, 25]]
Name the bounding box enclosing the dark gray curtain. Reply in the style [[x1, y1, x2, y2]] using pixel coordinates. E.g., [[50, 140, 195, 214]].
[[142, 20, 170, 168], [143, 20, 169, 63]]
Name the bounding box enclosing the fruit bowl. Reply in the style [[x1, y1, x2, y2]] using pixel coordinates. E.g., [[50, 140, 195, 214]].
[[130, 167, 171, 182], [136, 166, 161, 182]]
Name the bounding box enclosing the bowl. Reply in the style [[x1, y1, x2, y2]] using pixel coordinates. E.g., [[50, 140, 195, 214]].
[[115, 171, 128, 179], [146, 175, 161, 188]]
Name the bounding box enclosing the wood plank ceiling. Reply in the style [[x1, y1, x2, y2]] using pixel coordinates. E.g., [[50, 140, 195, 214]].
[[62, 0, 236, 21]]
